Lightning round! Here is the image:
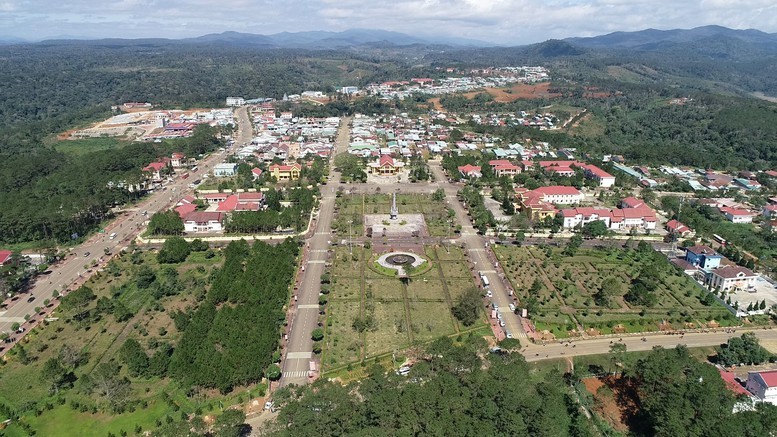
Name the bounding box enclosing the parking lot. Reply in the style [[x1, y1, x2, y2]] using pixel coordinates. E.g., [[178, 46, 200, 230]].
[[728, 275, 777, 312]]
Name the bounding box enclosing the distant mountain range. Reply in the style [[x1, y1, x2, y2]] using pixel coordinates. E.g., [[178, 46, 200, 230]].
[[564, 25, 777, 51], [18, 28, 489, 49]]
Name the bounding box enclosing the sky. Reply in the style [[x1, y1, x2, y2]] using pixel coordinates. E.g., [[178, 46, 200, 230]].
[[2, 0, 777, 44]]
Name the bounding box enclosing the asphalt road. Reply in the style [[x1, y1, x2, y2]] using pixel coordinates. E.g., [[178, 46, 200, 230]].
[[0, 114, 244, 345], [278, 116, 351, 387], [427, 160, 529, 340], [522, 328, 777, 363]]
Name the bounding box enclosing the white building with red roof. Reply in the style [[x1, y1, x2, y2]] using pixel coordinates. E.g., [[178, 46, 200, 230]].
[[577, 164, 615, 188], [719, 207, 756, 224], [746, 370, 777, 405], [708, 265, 757, 291], [529, 186, 583, 204], [170, 152, 186, 168], [559, 197, 656, 231], [183, 211, 225, 233]]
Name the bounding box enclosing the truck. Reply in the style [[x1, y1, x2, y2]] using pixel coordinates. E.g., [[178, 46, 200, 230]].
[[109, 232, 117, 240], [479, 271, 490, 287]]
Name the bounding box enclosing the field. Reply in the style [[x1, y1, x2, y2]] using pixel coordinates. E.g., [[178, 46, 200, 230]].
[[332, 193, 454, 238], [49, 137, 131, 156], [0, 247, 261, 436], [495, 245, 735, 339], [322, 245, 486, 373]]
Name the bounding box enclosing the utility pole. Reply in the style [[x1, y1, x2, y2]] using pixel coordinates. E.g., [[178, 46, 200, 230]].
[[348, 219, 353, 256]]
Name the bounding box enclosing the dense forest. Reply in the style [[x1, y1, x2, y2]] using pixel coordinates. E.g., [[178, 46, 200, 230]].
[[264, 337, 777, 436], [0, 124, 223, 245], [167, 239, 298, 393]]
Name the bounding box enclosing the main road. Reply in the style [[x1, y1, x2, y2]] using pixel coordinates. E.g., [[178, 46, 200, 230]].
[[278, 116, 351, 387], [0, 108, 251, 345]]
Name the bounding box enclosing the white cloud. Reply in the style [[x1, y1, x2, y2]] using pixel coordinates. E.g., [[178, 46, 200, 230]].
[[2, 0, 777, 44]]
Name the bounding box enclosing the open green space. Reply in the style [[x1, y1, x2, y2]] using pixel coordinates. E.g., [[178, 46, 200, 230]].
[[332, 193, 455, 237], [51, 137, 131, 156], [322, 245, 486, 374], [495, 244, 736, 339]]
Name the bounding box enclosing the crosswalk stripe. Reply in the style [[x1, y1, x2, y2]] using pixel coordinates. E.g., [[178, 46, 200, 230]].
[[283, 371, 309, 378]]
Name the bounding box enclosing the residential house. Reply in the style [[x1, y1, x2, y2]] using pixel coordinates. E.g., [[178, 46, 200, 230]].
[[367, 155, 404, 176], [268, 163, 302, 181], [251, 168, 263, 180], [745, 370, 777, 405], [183, 211, 225, 233], [719, 207, 756, 224], [488, 160, 521, 177], [458, 164, 482, 179], [666, 219, 693, 237], [213, 163, 238, 177], [708, 265, 757, 291], [685, 245, 723, 270]]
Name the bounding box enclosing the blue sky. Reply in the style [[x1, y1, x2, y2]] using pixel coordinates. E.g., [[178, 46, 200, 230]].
[[2, 0, 777, 44]]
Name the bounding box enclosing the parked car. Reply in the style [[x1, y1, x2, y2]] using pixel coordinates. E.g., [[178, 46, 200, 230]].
[[83, 252, 90, 257]]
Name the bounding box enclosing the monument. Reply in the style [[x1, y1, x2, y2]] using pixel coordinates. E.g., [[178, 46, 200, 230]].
[[364, 191, 427, 238]]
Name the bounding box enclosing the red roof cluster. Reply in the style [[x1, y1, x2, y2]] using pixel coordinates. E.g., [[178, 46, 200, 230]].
[[216, 192, 264, 212], [666, 219, 690, 234]]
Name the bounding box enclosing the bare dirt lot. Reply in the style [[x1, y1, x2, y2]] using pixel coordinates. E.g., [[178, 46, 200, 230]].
[[582, 376, 638, 433], [464, 82, 561, 102]]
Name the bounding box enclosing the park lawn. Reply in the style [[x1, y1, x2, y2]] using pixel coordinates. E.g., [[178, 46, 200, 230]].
[[445, 279, 478, 301], [331, 247, 364, 279], [405, 278, 447, 301], [433, 245, 466, 261], [366, 278, 404, 300], [364, 302, 410, 358], [407, 302, 458, 341], [323, 300, 363, 369], [331, 276, 362, 300], [439, 260, 472, 279]]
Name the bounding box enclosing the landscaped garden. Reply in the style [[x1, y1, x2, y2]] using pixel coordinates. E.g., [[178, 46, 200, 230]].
[[494, 242, 737, 339], [331, 192, 456, 238], [321, 244, 488, 374]]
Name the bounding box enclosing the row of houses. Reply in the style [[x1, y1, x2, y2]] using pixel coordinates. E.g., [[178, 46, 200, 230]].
[[458, 159, 616, 188]]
